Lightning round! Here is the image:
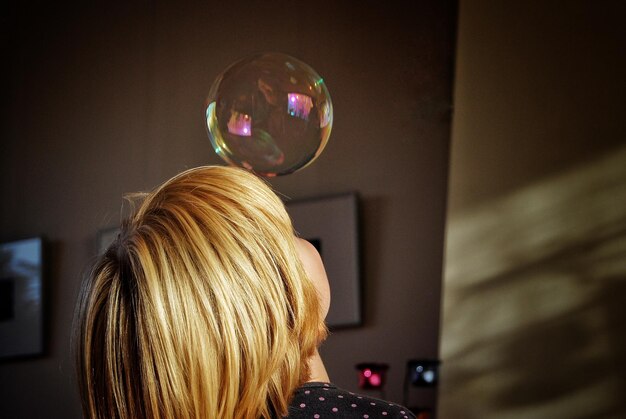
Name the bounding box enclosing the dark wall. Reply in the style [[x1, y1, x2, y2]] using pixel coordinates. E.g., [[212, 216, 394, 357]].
[[0, 2, 456, 417]]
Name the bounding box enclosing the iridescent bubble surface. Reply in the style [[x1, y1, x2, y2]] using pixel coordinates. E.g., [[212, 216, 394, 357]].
[[205, 52, 333, 177]]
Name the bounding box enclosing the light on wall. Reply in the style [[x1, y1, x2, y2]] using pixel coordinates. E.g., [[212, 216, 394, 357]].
[[402, 359, 440, 417], [355, 363, 389, 390], [407, 359, 440, 387]]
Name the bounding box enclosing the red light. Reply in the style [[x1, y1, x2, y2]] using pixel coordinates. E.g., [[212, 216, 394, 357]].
[[356, 363, 388, 390], [369, 373, 381, 387]]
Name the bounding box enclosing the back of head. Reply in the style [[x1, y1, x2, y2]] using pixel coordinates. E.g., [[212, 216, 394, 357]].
[[74, 166, 322, 419]]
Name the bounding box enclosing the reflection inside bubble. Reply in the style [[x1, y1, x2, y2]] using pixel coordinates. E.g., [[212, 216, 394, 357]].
[[205, 52, 333, 177]]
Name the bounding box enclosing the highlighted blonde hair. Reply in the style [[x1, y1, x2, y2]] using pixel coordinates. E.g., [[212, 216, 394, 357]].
[[74, 166, 324, 419]]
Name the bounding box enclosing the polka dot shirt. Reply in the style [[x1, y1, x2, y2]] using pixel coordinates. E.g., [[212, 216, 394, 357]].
[[284, 382, 416, 418]]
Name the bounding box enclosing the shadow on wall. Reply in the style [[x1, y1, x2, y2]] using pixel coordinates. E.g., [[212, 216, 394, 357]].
[[439, 146, 626, 418]]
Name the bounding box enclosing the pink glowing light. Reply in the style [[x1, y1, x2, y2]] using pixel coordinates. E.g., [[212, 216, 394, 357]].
[[227, 111, 252, 136], [369, 373, 381, 387], [287, 93, 313, 120]]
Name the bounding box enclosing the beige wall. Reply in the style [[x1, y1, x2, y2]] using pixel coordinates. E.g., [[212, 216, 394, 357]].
[[441, 1, 626, 418], [0, 2, 455, 417]]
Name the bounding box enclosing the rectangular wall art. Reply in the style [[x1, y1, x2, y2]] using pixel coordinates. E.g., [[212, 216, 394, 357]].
[[287, 193, 361, 328], [0, 237, 44, 359]]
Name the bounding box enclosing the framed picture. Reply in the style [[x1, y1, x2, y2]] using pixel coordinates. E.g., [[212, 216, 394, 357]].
[[287, 193, 361, 328], [98, 227, 120, 255], [0, 237, 44, 359]]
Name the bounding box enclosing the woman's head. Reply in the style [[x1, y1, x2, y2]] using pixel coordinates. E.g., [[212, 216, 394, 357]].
[[74, 166, 324, 419]]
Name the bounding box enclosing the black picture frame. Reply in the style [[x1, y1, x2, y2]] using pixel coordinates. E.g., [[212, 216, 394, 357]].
[[0, 237, 44, 359]]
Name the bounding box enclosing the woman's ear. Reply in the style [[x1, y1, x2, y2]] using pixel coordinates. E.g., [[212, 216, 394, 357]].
[[294, 238, 331, 319]]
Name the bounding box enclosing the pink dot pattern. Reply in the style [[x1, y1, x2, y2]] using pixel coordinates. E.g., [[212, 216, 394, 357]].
[[287, 382, 416, 418]]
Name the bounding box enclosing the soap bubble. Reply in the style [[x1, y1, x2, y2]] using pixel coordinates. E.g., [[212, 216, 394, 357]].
[[205, 52, 333, 177]]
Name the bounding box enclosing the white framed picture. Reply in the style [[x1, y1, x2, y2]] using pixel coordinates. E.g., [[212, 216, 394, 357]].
[[97, 227, 120, 255], [287, 193, 361, 328]]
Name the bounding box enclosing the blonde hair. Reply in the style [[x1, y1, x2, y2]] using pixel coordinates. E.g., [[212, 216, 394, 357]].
[[74, 166, 324, 419]]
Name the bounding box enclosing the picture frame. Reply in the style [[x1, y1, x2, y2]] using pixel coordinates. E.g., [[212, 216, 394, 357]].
[[287, 193, 361, 328], [0, 237, 44, 359], [94, 193, 363, 329], [97, 227, 120, 255]]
